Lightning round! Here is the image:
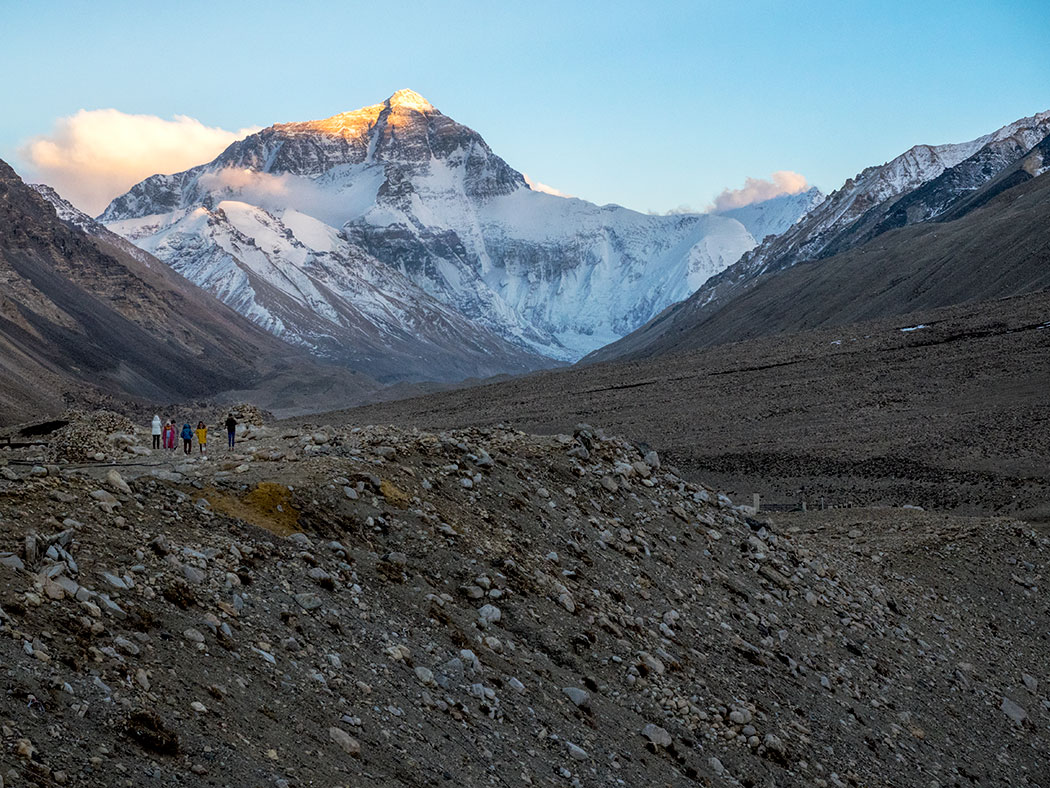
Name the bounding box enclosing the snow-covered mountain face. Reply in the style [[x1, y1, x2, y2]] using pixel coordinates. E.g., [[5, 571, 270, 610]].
[[101, 89, 798, 363], [39, 179, 544, 384], [108, 197, 550, 382]]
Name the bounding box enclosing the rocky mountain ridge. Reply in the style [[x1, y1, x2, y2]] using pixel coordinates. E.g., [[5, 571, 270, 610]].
[[741, 109, 1050, 276], [660, 110, 1050, 321]]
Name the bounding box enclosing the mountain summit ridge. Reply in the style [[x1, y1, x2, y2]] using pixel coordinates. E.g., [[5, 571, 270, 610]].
[[278, 89, 438, 138], [630, 107, 1050, 326], [383, 87, 435, 111]]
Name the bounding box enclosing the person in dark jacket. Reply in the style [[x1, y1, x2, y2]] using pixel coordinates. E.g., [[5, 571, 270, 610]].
[[225, 413, 238, 449], [180, 423, 193, 455]]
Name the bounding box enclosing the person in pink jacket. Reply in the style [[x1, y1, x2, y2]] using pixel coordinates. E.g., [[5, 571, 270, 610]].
[[162, 420, 177, 450]]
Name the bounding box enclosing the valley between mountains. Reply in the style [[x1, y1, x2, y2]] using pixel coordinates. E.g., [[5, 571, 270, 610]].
[[1, 87, 1049, 788]]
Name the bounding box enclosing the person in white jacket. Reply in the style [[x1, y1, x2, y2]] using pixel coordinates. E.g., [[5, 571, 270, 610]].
[[151, 415, 162, 450]]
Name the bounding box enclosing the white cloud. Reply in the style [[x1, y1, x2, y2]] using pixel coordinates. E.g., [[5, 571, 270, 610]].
[[20, 109, 260, 216], [710, 170, 810, 212], [523, 173, 573, 198], [197, 168, 347, 227]]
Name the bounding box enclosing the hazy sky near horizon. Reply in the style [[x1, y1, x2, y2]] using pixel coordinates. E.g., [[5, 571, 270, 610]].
[[2, 0, 1048, 214]]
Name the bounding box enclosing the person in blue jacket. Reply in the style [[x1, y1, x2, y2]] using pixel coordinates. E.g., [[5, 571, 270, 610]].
[[180, 423, 194, 455]]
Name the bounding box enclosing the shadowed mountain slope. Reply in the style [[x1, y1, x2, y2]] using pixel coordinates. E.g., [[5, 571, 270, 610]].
[[0, 160, 377, 424], [329, 288, 1050, 522]]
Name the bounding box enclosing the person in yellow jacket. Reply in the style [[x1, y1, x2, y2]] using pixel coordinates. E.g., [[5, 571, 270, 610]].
[[195, 421, 208, 456]]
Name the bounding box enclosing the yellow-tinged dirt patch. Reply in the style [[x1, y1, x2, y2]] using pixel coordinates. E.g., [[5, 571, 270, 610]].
[[206, 481, 301, 536], [379, 479, 410, 508]]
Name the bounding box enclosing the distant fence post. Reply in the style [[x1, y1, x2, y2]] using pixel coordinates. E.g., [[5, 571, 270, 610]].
[[753, 493, 761, 513]]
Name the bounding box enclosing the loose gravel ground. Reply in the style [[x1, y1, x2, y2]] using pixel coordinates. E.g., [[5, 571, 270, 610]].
[[1, 419, 1048, 787]]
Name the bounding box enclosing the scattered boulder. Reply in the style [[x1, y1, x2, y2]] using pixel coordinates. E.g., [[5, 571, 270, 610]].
[[641, 723, 672, 748], [329, 727, 361, 757], [124, 709, 180, 755], [1001, 697, 1028, 726]]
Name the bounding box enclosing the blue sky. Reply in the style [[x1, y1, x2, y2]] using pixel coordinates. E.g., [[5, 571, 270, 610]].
[[2, 0, 1047, 214]]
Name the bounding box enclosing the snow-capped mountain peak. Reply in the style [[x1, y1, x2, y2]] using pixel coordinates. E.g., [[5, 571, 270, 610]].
[[100, 91, 813, 369], [715, 186, 825, 243], [284, 89, 435, 139], [385, 88, 434, 112]]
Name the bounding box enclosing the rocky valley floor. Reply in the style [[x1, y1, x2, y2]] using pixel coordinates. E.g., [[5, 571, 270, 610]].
[[1, 418, 1048, 787], [336, 290, 1050, 523]]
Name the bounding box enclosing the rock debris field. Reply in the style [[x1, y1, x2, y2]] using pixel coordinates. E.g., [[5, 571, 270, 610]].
[[0, 415, 1048, 787]]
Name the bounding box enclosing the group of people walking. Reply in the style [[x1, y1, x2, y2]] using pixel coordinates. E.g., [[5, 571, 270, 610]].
[[150, 414, 239, 455]]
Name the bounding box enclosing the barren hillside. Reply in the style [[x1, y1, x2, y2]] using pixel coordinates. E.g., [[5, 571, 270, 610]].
[[1, 417, 1047, 786]]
